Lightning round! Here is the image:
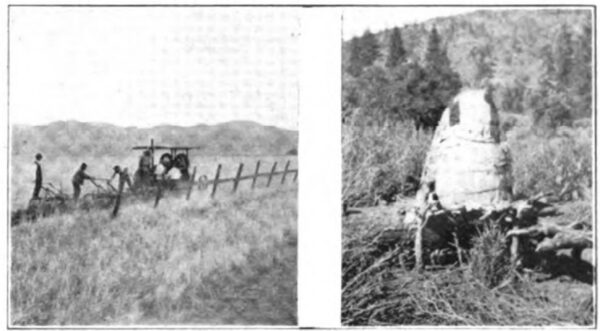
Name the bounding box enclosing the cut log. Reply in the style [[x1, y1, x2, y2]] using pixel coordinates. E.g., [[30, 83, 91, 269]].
[[536, 231, 592, 252], [555, 248, 594, 267], [507, 222, 593, 266]]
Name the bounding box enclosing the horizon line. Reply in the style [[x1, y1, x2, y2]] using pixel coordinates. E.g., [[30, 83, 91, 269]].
[[10, 119, 299, 131]]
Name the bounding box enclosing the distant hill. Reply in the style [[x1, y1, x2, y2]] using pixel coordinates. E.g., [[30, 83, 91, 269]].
[[344, 9, 591, 92], [11, 120, 298, 158]]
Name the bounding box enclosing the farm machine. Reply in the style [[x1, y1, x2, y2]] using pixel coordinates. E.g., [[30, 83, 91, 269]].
[[11, 139, 206, 226], [132, 138, 200, 189]]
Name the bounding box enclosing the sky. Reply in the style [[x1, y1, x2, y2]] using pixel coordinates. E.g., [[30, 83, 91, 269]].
[[342, 7, 478, 40], [9, 7, 300, 130]]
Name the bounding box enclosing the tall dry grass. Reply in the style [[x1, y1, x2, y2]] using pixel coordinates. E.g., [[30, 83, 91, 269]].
[[342, 114, 592, 207], [11, 186, 297, 325], [508, 125, 592, 200], [342, 121, 431, 206]]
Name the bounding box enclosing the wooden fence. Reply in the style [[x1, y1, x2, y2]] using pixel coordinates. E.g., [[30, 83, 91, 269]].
[[112, 159, 297, 216], [205, 160, 298, 198]]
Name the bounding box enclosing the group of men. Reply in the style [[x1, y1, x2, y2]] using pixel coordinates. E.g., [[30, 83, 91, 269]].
[[31, 153, 133, 202], [137, 150, 183, 183]]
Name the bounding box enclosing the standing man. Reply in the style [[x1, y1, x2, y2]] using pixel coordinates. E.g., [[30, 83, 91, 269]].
[[109, 165, 134, 193], [72, 163, 95, 201], [32, 153, 43, 200], [138, 150, 153, 183]]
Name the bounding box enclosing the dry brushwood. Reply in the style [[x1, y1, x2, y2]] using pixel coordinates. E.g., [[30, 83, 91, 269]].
[[402, 191, 594, 269], [507, 222, 593, 266]]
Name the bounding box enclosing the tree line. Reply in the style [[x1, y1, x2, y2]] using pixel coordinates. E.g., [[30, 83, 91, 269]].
[[343, 26, 462, 130], [343, 11, 592, 132]]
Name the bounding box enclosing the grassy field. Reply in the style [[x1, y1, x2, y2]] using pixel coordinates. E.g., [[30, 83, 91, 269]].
[[10, 156, 297, 325]]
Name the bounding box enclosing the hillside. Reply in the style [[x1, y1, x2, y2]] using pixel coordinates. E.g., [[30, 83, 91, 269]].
[[11, 120, 298, 158], [344, 9, 591, 90], [343, 9, 592, 121]]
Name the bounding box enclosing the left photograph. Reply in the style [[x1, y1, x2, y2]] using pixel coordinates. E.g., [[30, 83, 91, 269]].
[[9, 7, 299, 325]]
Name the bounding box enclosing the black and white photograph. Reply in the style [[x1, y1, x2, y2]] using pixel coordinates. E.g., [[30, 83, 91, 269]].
[[9, 6, 298, 325], [342, 7, 595, 325]]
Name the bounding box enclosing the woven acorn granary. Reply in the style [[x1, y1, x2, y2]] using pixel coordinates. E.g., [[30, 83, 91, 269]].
[[416, 89, 513, 210]]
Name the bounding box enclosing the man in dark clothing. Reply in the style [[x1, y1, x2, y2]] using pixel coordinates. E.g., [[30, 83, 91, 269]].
[[109, 165, 134, 193], [72, 163, 95, 201], [32, 153, 43, 200], [137, 150, 153, 185]]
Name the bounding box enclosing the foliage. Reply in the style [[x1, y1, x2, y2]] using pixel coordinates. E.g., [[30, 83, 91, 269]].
[[11, 187, 297, 325], [424, 26, 450, 72], [467, 224, 514, 288], [508, 125, 592, 201], [344, 26, 461, 129], [385, 27, 405, 68], [342, 9, 592, 130], [342, 121, 431, 206], [347, 30, 381, 76]]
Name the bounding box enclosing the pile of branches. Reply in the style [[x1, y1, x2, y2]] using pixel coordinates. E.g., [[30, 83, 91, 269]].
[[342, 193, 594, 325]]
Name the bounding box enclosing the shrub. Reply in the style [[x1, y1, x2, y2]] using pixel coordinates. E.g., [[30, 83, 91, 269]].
[[468, 224, 514, 288], [342, 120, 431, 206], [508, 125, 592, 200]]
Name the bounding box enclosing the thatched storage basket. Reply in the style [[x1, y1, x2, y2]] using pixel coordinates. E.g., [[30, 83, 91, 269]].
[[418, 89, 513, 209]]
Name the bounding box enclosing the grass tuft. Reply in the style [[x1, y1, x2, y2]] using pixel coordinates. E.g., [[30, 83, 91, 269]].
[[467, 223, 514, 288]]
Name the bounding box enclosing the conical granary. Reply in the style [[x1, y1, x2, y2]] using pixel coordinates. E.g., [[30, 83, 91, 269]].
[[417, 88, 513, 209]]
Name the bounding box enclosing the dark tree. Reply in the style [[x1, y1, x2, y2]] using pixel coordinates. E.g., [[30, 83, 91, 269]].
[[570, 22, 592, 118], [346, 30, 381, 77], [553, 24, 574, 88], [386, 27, 406, 68], [424, 26, 451, 73], [387, 61, 428, 123], [358, 30, 381, 69], [347, 36, 363, 77], [419, 26, 462, 130]]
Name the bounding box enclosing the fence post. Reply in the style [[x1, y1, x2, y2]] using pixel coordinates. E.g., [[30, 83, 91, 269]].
[[267, 162, 278, 187], [111, 180, 124, 218], [154, 182, 162, 208], [186, 166, 197, 200], [281, 160, 291, 184], [233, 163, 244, 193], [251, 161, 261, 189], [415, 213, 427, 272], [211, 164, 222, 198]]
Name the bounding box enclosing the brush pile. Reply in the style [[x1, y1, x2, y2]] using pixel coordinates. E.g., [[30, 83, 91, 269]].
[[342, 192, 594, 325]]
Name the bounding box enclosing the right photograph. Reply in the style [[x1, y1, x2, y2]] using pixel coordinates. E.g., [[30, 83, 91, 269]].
[[342, 6, 594, 326]]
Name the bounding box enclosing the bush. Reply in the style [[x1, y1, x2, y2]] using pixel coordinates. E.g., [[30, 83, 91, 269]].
[[508, 125, 592, 200], [342, 120, 431, 206], [468, 224, 514, 288]]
